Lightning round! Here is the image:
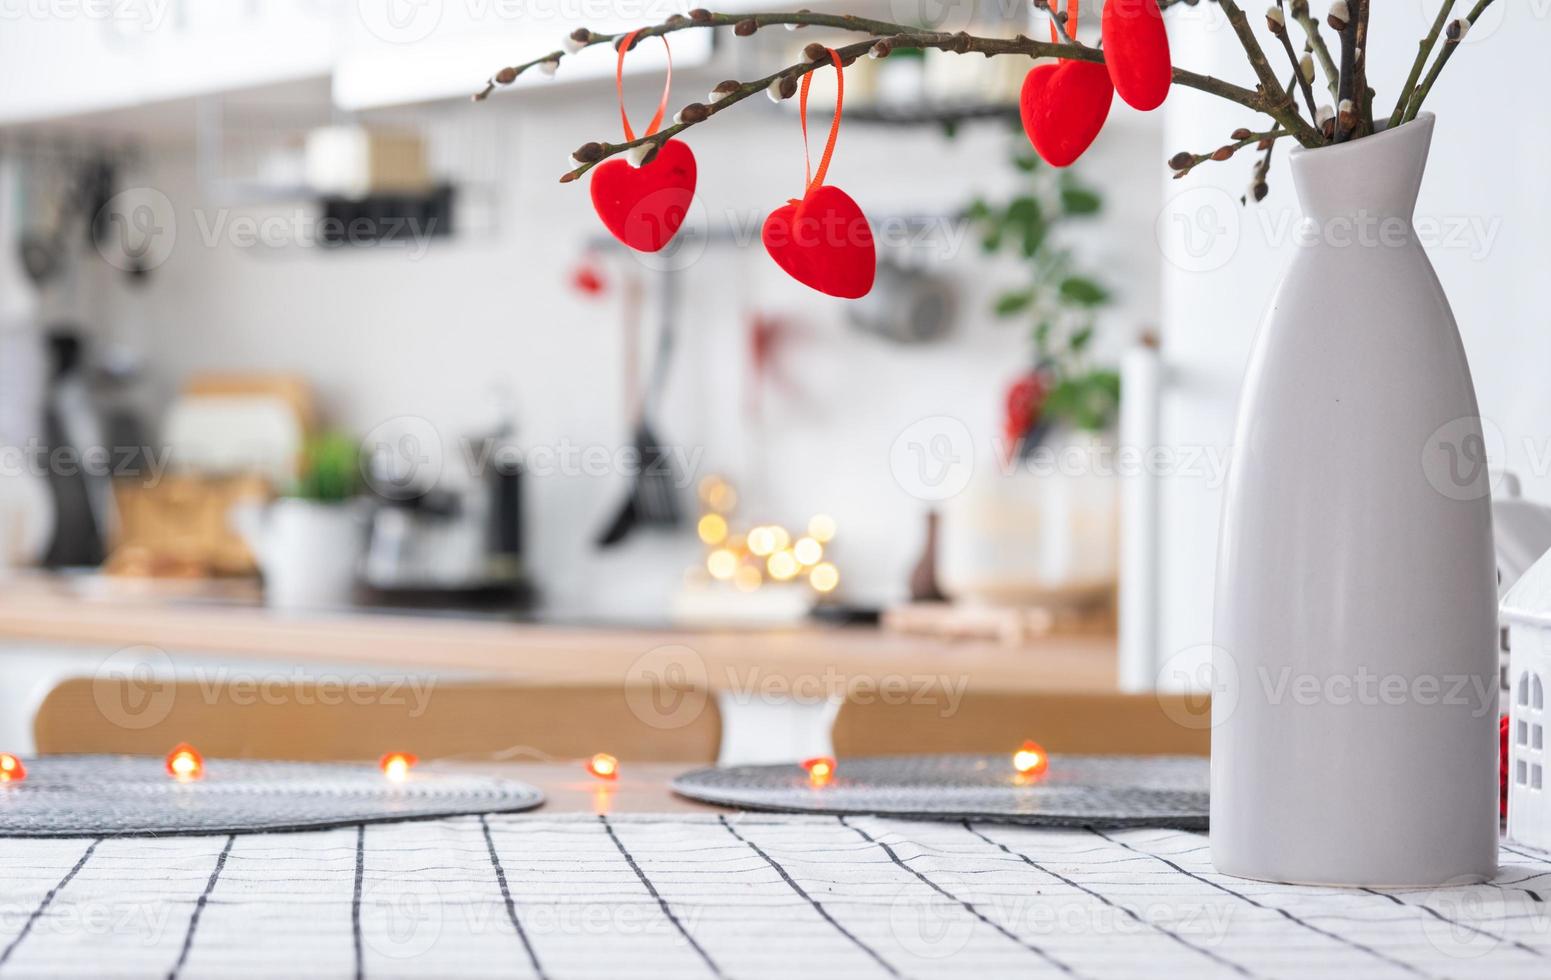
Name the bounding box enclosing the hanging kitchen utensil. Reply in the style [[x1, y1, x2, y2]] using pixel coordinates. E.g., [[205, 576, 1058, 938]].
[[596, 269, 683, 546]]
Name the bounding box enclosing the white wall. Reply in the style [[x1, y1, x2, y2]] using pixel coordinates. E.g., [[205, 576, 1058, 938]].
[[1156, 4, 1551, 680], [92, 71, 1165, 613]]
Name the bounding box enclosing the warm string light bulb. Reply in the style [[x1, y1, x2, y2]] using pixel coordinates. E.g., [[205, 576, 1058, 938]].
[[166, 743, 204, 782], [793, 537, 823, 566], [697, 513, 728, 545], [809, 562, 840, 593], [1012, 740, 1049, 778], [807, 514, 836, 542], [380, 752, 418, 782], [586, 753, 619, 780], [0, 753, 25, 783], [691, 478, 840, 595], [802, 756, 836, 787]]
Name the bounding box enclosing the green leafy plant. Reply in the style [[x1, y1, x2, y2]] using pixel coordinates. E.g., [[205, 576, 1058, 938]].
[[290, 433, 361, 503], [965, 140, 1121, 437]]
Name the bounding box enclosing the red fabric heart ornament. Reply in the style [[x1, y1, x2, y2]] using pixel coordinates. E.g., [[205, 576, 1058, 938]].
[[590, 140, 696, 252], [588, 30, 697, 253], [1019, 60, 1114, 168], [762, 185, 875, 299], [761, 47, 875, 299], [1101, 0, 1173, 111]]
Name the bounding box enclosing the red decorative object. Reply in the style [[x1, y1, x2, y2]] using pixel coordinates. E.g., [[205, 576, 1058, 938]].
[[586, 752, 620, 780], [570, 258, 607, 296], [1502, 714, 1510, 818], [166, 743, 204, 782], [0, 753, 24, 783], [1003, 372, 1047, 450], [379, 752, 418, 782], [1013, 740, 1049, 777], [761, 47, 875, 299], [1101, 0, 1173, 111], [589, 31, 697, 253], [1019, 60, 1115, 168], [802, 756, 836, 787]]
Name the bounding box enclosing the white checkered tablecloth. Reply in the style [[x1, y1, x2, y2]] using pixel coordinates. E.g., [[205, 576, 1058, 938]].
[[1, 814, 1548, 979]]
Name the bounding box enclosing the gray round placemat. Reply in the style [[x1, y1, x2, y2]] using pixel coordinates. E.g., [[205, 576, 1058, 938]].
[[673, 754, 1208, 829], [0, 756, 544, 838]]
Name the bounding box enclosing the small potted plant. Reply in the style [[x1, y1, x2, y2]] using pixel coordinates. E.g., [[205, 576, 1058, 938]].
[[233, 433, 366, 610], [939, 142, 1122, 606]]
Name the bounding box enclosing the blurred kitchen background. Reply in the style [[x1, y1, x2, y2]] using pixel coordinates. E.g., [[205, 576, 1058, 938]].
[[1, 1, 1549, 759]]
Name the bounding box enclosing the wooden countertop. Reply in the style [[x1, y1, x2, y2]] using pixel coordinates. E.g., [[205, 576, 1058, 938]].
[[0, 575, 1116, 694]]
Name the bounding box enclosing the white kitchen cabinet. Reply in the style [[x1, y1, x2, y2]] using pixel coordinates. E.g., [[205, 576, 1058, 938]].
[[335, 1, 713, 111], [0, 0, 336, 125]]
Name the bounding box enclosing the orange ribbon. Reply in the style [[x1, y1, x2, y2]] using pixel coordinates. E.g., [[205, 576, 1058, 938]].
[[797, 47, 845, 194], [615, 29, 673, 142]]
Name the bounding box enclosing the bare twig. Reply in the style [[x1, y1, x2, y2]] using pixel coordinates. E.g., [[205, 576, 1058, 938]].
[[1033, 0, 1076, 45], [1333, 1, 1359, 141], [1289, 0, 1339, 98], [1168, 127, 1291, 180], [1404, 0, 1496, 122], [1352, 0, 1372, 136], [481, 9, 1329, 181], [1215, 0, 1311, 137], [1272, 2, 1319, 120], [1390, 0, 1454, 128]]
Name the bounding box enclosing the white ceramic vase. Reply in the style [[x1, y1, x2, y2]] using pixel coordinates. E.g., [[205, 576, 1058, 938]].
[[1210, 114, 1499, 887]]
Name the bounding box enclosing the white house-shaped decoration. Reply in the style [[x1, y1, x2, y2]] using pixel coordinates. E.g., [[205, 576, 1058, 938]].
[[1502, 547, 1551, 849]]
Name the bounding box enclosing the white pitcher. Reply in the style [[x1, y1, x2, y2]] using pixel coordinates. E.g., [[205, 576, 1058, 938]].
[[233, 498, 366, 611]]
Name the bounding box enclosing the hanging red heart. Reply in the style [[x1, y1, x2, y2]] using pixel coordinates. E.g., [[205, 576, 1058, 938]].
[[588, 30, 697, 253], [591, 141, 695, 252], [1101, 0, 1172, 111], [761, 47, 875, 299], [763, 186, 874, 300], [1019, 59, 1114, 167]]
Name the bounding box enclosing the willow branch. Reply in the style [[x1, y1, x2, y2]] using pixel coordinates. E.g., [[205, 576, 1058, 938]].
[[1168, 127, 1290, 180], [1036, 0, 1076, 45], [476, 9, 1326, 178], [1334, 3, 1358, 141], [1390, 0, 1453, 128], [1404, 0, 1496, 123], [1352, 0, 1372, 136], [1272, 3, 1318, 120], [1214, 0, 1322, 146], [1289, 0, 1339, 98]]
